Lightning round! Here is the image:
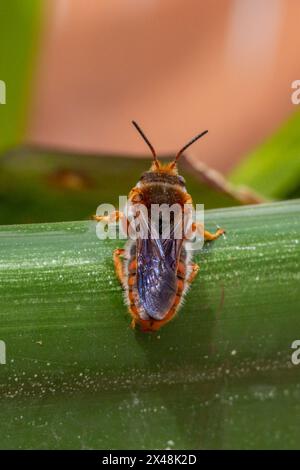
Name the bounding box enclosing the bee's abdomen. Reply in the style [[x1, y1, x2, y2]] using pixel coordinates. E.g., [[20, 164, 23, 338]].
[[125, 243, 189, 323]]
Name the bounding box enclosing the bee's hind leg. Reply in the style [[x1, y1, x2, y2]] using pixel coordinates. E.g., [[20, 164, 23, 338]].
[[187, 262, 200, 284], [113, 248, 126, 287], [114, 248, 139, 330]]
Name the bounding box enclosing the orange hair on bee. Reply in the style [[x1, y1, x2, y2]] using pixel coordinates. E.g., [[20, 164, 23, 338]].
[[132, 120, 159, 169], [171, 129, 208, 168]]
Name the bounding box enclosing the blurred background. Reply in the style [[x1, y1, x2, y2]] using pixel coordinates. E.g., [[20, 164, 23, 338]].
[[1, 0, 300, 224]]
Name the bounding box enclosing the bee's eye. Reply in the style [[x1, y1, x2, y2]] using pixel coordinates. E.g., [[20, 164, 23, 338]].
[[178, 175, 186, 185]]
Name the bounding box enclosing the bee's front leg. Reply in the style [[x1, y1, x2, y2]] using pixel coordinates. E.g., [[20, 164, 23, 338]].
[[92, 210, 124, 223], [204, 227, 225, 241], [192, 222, 226, 241], [93, 210, 129, 236]]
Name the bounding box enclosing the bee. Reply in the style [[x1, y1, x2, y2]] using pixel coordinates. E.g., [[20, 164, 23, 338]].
[[94, 121, 225, 332]]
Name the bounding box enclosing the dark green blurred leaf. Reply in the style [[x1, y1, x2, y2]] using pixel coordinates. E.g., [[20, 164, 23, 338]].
[[0, 1, 42, 152], [0, 147, 239, 225]]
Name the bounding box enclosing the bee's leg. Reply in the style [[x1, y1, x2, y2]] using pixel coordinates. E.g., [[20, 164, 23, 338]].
[[193, 222, 225, 241], [92, 210, 124, 223], [119, 257, 139, 329], [204, 228, 225, 241], [128, 301, 139, 330], [93, 210, 128, 236], [187, 262, 200, 284], [113, 248, 126, 287]]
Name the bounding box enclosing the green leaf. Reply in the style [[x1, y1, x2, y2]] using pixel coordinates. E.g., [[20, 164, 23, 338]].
[[0, 2, 42, 152], [0, 200, 299, 449], [229, 112, 300, 199]]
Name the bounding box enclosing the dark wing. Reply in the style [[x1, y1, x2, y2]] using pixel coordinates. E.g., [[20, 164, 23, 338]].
[[136, 237, 183, 320], [136, 210, 183, 319]]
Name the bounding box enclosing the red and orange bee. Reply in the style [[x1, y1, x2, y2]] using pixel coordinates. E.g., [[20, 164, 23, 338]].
[[94, 122, 225, 332]]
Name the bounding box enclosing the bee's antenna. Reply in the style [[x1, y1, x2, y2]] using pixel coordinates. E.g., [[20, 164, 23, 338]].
[[171, 129, 208, 168], [132, 120, 159, 169]]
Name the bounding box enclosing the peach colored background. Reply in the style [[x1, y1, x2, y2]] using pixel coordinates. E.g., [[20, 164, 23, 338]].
[[28, 0, 300, 172]]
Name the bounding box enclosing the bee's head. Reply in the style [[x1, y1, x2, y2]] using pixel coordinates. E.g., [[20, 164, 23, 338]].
[[132, 120, 208, 175]]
